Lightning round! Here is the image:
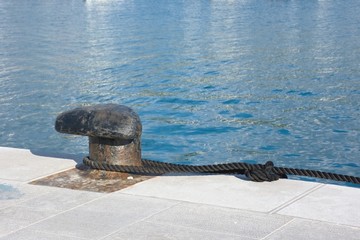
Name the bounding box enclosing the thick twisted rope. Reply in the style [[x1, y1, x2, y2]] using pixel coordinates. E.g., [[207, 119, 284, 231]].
[[83, 157, 360, 184]]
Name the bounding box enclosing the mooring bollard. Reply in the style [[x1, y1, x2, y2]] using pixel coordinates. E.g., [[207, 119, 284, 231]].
[[55, 104, 142, 166]]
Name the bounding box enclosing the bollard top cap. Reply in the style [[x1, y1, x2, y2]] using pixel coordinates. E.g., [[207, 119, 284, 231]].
[[55, 104, 142, 139]]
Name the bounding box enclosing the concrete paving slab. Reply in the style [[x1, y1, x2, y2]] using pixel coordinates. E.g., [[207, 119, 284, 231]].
[[0, 205, 57, 224], [0, 147, 76, 182], [0, 229, 87, 240], [0, 218, 30, 238], [264, 218, 360, 240], [102, 221, 253, 240], [0, 180, 52, 210], [277, 184, 360, 227], [15, 188, 104, 212], [146, 201, 293, 239], [120, 173, 321, 212], [0, 180, 105, 237], [26, 194, 179, 239]]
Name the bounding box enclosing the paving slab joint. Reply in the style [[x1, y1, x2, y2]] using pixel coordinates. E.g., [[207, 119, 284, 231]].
[[268, 184, 325, 214]]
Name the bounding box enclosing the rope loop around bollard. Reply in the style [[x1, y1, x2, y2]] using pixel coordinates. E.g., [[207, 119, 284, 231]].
[[83, 157, 360, 185]]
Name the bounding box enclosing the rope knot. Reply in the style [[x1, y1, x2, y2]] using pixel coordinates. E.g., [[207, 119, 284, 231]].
[[245, 161, 284, 182]]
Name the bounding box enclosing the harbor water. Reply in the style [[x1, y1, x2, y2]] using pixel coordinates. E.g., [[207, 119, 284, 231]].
[[0, 0, 359, 182]]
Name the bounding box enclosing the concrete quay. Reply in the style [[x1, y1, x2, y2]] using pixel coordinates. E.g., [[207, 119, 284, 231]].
[[1, 146, 359, 239]]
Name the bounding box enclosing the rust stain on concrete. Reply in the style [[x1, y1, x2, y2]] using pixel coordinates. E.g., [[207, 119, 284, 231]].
[[30, 164, 154, 193]]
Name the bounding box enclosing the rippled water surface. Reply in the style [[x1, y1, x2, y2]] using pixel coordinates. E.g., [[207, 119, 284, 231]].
[[1, 0, 359, 182]]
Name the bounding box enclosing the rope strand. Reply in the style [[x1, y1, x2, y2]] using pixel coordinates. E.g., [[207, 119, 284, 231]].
[[83, 157, 360, 185]]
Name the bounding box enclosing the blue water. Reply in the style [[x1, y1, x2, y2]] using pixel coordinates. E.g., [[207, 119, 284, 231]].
[[0, 0, 359, 183]]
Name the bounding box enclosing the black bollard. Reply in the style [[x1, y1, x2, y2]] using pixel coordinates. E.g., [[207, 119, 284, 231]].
[[55, 104, 142, 166]]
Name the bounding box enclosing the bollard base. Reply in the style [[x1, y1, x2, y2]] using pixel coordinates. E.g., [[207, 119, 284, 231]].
[[89, 136, 142, 166]]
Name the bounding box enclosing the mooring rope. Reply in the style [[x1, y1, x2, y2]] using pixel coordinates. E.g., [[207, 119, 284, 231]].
[[83, 157, 360, 185]]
